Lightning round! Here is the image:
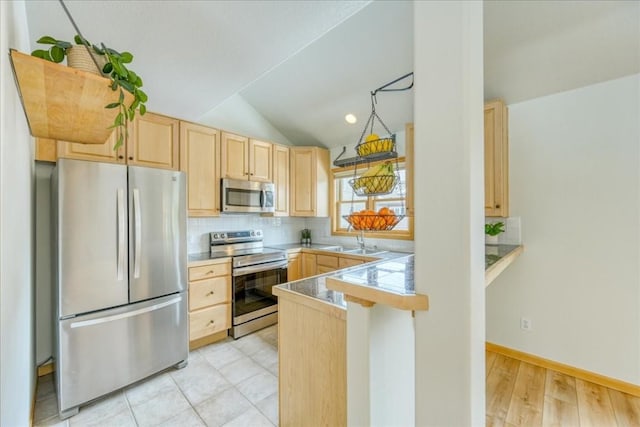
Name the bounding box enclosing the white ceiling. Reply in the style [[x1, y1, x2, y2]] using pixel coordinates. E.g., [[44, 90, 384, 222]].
[[23, 1, 639, 149]]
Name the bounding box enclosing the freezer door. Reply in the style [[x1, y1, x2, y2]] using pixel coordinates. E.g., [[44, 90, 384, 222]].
[[128, 166, 186, 302], [55, 159, 129, 317], [56, 293, 188, 414]]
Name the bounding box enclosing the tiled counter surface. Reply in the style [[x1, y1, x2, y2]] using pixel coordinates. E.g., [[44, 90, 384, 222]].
[[274, 244, 523, 310], [485, 244, 524, 286]]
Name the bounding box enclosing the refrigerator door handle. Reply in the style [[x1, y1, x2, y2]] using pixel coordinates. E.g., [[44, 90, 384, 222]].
[[133, 188, 142, 279], [69, 296, 183, 329], [116, 188, 125, 281]]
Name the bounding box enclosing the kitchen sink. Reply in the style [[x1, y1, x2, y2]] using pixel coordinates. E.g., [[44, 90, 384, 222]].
[[342, 248, 387, 256], [317, 245, 345, 252]]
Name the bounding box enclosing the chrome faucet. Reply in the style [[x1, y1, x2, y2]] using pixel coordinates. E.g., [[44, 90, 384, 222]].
[[356, 231, 365, 250]]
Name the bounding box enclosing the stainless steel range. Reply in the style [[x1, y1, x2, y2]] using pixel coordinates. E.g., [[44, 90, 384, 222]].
[[210, 229, 287, 338]]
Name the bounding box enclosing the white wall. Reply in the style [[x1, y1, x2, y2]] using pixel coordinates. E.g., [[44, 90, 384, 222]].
[[198, 94, 293, 145], [0, 1, 36, 425], [413, 2, 485, 425], [487, 74, 640, 384]]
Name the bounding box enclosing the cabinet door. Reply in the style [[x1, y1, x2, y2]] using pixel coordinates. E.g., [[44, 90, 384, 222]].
[[287, 253, 301, 282], [301, 253, 317, 278], [339, 257, 364, 269], [57, 131, 125, 164], [221, 132, 249, 180], [249, 139, 273, 182], [180, 122, 221, 217], [130, 112, 179, 170], [272, 144, 290, 216], [316, 254, 338, 269], [484, 100, 509, 217], [290, 147, 315, 216], [290, 147, 329, 217]]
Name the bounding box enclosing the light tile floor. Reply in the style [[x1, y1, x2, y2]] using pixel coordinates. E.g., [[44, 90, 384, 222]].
[[34, 325, 279, 427]]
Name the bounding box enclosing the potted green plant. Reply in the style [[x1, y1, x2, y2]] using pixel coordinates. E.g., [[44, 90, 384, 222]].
[[485, 221, 505, 245], [301, 229, 312, 246], [31, 35, 147, 150]]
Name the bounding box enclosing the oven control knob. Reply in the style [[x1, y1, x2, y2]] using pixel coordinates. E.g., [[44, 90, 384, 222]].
[[220, 233, 226, 239], [250, 231, 255, 237], [213, 233, 219, 239], [256, 230, 261, 236]]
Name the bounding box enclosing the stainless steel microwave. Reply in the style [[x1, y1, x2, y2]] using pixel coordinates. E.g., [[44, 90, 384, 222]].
[[221, 178, 275, 213]]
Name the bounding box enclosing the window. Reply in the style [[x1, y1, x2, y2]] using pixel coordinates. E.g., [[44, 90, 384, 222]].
[[330, 158, 413, 240]]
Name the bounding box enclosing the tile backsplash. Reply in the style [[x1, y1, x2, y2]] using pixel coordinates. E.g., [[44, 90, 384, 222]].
[[188, 215, 415, 254], [188, 215, 308, 253], [485, 216, 522, 245]]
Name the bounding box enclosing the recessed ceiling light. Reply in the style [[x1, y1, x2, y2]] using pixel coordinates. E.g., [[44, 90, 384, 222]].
[[345, 113, 357, 124]]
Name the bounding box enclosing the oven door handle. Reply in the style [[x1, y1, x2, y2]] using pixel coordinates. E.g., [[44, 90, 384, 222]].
[[233, 260, 288, 277]]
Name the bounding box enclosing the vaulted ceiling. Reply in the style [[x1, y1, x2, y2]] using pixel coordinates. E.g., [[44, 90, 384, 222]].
[[24, 1, 639, 148]]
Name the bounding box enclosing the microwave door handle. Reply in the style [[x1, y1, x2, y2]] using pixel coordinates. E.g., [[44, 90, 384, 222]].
[[260, 189, 265, 208]]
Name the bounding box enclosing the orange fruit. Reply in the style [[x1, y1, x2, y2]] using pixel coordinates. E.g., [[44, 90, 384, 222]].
[[378, 207, 391, 216]]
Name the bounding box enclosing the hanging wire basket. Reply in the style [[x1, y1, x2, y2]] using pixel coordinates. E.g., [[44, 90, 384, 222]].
[[343, 212, 405, 232], [355, 134, 396, 158], [349, 174, 399, 197]]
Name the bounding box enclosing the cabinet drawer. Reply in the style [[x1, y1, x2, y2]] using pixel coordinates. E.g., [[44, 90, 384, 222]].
[[189, 303, 230, 341], [339, 258, 364, 269], [316, 254, 338, 268], [317, 265, 337, 274], [189, 276, 230, 310], [188, 262, 231, 281]]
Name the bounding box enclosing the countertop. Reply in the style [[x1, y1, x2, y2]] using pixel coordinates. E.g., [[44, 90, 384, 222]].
[[274, 244, 523, 310]]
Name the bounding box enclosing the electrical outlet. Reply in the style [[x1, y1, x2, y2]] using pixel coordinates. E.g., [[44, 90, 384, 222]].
[[520, 317, 532, 331]]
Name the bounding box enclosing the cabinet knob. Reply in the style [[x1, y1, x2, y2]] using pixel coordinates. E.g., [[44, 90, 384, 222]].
[[128, 156, 133, 160], [250, 173, 254, 176], [207, 291, 215, 296], [118, 155, 124, 159], [208, 320, 215, 325], [495, 204, 500, 208]]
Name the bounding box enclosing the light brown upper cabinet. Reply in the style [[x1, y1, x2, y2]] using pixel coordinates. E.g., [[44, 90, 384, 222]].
[[484, 100, 509, 217], [290, 146, 329, 217], [129, 112, 180, 170], [272, 144, 290, 216], [56, 130, 125, 164], [249, 139, 273, 182], [41, 112, 179, 170], [180, 121, 221, 217], [220, 132, 273, 182]]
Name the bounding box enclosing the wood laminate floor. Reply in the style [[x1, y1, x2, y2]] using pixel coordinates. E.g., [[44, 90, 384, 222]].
[[486, 350, 640, 426]]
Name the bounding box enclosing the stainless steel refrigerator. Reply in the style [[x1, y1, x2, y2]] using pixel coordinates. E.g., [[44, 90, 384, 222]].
[[52, 158, 188, 418]]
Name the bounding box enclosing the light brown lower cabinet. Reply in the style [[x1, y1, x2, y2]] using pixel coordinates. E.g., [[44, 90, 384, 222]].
[[287, 252, 302, 281], [301, 253, 317, 278], [187, 258, 231, 349], [339, 257, 364, 269], [276, 289, 346, 426]]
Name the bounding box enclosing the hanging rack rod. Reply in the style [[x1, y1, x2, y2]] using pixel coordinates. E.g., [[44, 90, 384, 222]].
[[58, 0, 106, 77], [371, 72, 414, 96]]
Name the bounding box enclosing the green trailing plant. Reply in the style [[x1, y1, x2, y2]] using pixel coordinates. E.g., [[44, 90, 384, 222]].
[[32, 35, 147, 150], [485, 222, 505, 236]]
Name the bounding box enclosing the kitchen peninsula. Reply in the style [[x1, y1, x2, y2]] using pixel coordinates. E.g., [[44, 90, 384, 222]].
[[273, 244, 522, 426]]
